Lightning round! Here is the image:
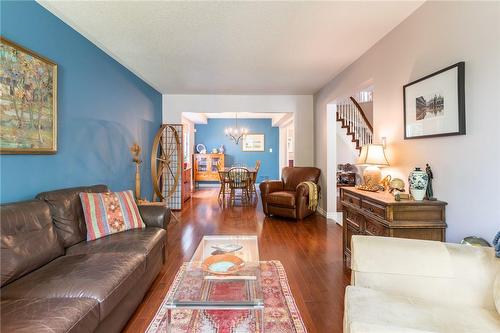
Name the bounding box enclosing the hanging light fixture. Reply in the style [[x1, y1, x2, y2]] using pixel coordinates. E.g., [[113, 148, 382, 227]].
[[224, 112, 248, 144]]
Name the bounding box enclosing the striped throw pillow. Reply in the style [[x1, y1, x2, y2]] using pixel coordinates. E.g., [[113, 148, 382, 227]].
[[79, 190, 145, 241]]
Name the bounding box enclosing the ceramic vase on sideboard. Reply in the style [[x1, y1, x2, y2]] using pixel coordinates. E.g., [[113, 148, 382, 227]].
[[408, 167, 428, 201]]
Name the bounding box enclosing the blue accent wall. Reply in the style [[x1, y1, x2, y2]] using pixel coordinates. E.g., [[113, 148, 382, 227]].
[[195, 119, 279, 182], [0, 1, 162, 203]]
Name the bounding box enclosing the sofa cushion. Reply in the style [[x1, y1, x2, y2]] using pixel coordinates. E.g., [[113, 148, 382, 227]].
[[1, 298, 99, 333], [0, 200, 64, 287], [80, 190, 145, 241], [1, 252, 145, 320], [66, 228, 166, 269], [268, 191, 296, 208], [344, 286, 500, 333], [36, 185, 109, 248], [495, 274, 500, 315]]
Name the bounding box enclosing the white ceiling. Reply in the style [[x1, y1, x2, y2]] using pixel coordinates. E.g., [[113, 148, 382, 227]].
[[38, 1, 423, 94], [182, 112, 292, 127]]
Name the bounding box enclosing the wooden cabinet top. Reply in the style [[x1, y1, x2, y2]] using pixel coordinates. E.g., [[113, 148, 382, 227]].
[[341, 187, 447, 207], [193, 153, 224, 157]]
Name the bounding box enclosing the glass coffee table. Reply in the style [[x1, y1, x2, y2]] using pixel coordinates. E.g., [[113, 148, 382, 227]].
[[164, 235, 264, 332]]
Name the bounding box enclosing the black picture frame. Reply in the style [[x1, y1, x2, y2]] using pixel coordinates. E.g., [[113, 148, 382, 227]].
[[403, 62, 465, 139]]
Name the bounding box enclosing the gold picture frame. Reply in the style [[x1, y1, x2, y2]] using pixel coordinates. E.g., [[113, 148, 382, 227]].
[[0, 36, 58, 154], [242, 133, 265, 152]]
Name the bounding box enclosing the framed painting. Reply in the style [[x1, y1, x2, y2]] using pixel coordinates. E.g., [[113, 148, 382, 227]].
[[0, 37, 57, 154], [403, 62, 465, 139], [242, 134, 265, 152]]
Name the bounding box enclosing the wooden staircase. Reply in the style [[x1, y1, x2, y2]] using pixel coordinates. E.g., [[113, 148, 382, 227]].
[[336, 96, 373, 152]]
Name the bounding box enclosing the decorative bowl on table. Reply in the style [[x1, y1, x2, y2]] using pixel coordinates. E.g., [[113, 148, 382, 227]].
[[202, 254, 245, 275]]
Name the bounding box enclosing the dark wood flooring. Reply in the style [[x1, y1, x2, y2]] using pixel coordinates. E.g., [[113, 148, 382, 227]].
[[123, 188, 349, 333]]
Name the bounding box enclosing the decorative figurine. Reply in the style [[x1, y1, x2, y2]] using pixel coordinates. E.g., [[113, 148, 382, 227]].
[[380, 175, 392, 191], [342, 163, 354, 173], [394, 190, 401, 201], [219, 145, 225, 154], [425, 163, 436, 200], [389, 178, 405, 193], [130, 143, 142, 200]]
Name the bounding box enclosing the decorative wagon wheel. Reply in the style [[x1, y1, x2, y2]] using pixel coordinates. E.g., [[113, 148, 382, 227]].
[[150, 124, 182, 202]]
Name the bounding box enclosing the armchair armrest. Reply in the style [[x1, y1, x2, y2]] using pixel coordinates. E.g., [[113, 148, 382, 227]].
[[259, 180, 284, 195], [138, 204, 171, 230], [259, 180, 284, 215], [296, 183, 321, 197]]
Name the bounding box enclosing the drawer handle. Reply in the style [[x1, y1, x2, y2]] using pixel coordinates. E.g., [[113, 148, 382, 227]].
[[368, 207, 374, 212]]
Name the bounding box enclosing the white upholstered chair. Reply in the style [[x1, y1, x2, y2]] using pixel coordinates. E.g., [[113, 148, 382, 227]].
[[344, 235, 500, 333]]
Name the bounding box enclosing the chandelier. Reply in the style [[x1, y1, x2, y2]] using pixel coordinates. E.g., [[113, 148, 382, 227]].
[[224, 113, 248, 144]]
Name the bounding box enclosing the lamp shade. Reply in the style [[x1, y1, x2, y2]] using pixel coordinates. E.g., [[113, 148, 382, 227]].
[[357, 144, 389, 167]]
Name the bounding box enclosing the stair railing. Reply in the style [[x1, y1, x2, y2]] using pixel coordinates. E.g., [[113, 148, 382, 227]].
[[336, 96, 373, 151]]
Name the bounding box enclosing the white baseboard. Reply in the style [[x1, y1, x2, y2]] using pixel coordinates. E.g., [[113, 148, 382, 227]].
[[317, 206, 343, 225], [317, 206, 327, 217]]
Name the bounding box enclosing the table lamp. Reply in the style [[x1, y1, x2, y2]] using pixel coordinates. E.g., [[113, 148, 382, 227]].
[[356, 144, 389, 187]]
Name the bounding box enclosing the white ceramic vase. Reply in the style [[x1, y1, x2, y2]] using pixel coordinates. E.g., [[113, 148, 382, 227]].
[[408, 167, 428, 201]]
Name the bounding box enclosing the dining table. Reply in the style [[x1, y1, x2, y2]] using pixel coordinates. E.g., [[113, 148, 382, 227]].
[[218, 167, 258, 201]]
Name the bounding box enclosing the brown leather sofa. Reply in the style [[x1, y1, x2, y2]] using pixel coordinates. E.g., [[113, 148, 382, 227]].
[[259, 167, 321, 219], [0, 185, 170, 333]]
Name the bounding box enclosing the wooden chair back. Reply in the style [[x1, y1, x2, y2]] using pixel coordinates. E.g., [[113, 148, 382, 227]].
[[228, 167, 250, 189], [253, 160, 261, 182]]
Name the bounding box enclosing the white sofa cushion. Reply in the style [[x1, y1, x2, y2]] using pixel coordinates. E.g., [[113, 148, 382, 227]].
[[344, 286, 500, 333], [495, 274, 500, 315]]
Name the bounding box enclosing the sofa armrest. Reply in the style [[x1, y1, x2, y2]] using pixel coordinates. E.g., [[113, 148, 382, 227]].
[[138, 204, 171, 230]]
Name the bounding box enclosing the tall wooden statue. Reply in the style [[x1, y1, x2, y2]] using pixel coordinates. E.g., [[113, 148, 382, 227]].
[[130, 143, 142, 200]]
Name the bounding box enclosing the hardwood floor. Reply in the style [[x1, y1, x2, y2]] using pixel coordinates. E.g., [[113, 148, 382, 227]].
[[123, 188, 349, 333]]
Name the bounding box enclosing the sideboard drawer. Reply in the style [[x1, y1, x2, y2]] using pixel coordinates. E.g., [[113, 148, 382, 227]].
[[364, 217, 389, 237], [362, 199, 386, 219], [343, 192, 361, 208]]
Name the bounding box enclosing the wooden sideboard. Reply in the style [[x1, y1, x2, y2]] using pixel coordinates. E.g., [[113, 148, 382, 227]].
[[341, 187, 447, 268]]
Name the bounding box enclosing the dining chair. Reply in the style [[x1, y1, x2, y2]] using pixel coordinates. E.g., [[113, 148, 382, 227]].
[[227, 167, 251, 206], [216, 160, 229, 201], [249, 160, 261, 197]]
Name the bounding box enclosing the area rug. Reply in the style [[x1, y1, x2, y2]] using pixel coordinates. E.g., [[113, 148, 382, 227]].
[[146, 260, 307, 333]]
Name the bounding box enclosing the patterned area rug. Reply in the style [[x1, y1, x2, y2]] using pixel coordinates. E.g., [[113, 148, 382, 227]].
[[146, 261, 307, 333]]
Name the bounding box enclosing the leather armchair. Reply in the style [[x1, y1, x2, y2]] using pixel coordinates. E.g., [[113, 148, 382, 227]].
[[259, 167, 321, 219]]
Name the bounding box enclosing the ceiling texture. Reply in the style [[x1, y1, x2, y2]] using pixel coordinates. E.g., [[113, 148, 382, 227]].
[[38, 1, 423, 95]]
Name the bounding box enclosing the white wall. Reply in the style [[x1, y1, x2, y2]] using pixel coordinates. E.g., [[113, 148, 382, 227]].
[[314, 2, 500, 242], [181, 116, 195, 168], [163, 94, 314, 167]]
